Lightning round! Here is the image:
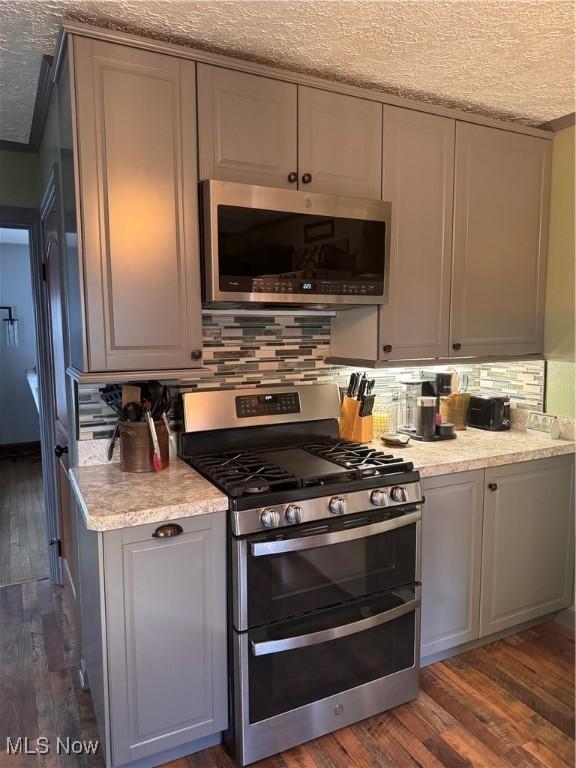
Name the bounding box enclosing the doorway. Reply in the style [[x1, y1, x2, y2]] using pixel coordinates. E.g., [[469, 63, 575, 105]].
[[0, 226, 49, 586]]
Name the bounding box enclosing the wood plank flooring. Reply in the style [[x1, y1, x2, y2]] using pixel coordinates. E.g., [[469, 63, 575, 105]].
[[0, 578, 573, 768], [0, 454, 49, 587]]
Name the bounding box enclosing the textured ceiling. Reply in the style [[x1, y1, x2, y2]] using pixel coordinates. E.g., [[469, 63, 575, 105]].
[[0, 0, 574, 144]]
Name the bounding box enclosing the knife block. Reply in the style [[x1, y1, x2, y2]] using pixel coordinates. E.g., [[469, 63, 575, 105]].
[[339, 397, 374, 443]]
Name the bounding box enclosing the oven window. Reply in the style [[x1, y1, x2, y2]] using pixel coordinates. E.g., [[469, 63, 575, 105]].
[[247, 520, 416, 628], [248, 590, 416, 723], [217, 205, 386, 295]]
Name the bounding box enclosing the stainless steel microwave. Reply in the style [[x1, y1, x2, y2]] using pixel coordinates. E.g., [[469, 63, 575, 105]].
[[201, 180, 391, 307]]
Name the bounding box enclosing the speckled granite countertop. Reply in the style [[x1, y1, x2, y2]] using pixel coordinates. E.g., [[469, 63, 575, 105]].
[[70, 458, 228, 532], [71, 429, 574, 532], [370, 428, 575, 478]]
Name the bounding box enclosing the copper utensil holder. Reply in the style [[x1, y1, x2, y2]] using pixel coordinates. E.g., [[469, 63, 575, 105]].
[[339, 396, 374, 443], [440, 394, 471, 431], [120, 420, 169, 472]]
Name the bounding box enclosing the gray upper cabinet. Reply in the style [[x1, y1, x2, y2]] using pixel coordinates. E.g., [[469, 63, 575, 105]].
[[298, 87, 382, 198], [450, 123, 551, 357], [197, 65, 298, 188], [421, 471, 484, 659], [104, 513, 227, 766], [72, 38, 203, 371], [379, 107, 455, 360], [480, 455, 575, 637]]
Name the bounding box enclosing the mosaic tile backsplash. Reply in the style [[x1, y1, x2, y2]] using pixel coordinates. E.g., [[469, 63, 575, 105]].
[[78, 313, 545, 440]]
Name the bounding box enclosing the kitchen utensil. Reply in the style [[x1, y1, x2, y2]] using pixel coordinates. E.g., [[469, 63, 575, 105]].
[[346, 372, 358, 398], [100, 384, 124, 416], [450, 371, 459, 394], [356, 376, 368, 402], [162, 412, 178, 457], [144, 405, 163, 471], [459, 373, 469, 393], [122, 384, 141, 406], [108, 421, 121, 461], [123, 401, 143, 422]]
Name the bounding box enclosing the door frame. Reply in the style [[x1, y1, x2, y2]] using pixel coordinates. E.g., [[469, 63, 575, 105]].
[[0, 200, 62, 584]]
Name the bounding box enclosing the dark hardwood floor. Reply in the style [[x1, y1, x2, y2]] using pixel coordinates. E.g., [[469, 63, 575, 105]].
[[0, 578, 573, 767], [0, 454, 49, 587]]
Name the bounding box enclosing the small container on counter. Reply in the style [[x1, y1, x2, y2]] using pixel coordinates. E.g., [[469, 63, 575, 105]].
[[120, 420, 169, 473], [416, 396, 437, 438], [440, 393, 471, 430]]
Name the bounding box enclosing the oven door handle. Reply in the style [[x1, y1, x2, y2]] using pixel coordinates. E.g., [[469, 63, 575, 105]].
[[250, 509, 420, 557], [250, 595, 421, 656]]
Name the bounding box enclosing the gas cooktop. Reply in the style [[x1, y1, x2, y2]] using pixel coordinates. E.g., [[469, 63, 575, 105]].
[[180, 385, 422, 534], [186, 439, 414, 500]]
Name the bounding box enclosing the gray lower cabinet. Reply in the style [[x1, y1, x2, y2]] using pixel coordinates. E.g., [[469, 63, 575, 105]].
[[480, 455, 575, 636], [69, 37, 203, 371], [419, 455, 575, 661], [77, 511, 227, 768], [420, 471, 484, 658]]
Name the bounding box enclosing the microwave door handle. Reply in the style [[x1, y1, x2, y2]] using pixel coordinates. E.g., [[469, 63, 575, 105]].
[[250, 595, 421, 657], [250, 510, 421, 557]]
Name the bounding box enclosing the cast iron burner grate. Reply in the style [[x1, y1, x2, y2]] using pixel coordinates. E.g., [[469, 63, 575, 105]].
[[302, 440, 414, 477], [190, 451, 300, 496]]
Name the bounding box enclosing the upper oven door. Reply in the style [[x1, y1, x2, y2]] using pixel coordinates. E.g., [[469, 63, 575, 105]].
[[233, 507, 420, 631], [201, 179, 391, 306]]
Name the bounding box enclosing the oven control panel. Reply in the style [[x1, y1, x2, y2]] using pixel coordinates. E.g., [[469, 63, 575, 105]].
[[236, 391, 301, 418]]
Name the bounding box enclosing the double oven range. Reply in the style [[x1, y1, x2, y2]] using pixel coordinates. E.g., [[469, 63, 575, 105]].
[[181, 384, 422, 765]]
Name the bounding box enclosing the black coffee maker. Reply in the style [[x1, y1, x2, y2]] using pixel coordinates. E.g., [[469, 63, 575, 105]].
[[399, 373, 456, 441]]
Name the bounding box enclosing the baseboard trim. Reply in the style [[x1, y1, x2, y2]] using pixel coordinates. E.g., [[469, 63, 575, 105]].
[[421, 612, 563, 667], [554, 606, 575, 631]]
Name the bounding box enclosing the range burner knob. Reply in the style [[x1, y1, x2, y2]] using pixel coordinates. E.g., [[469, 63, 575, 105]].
[[390, 486, 408, 503], [370, 489, 387, 507], [329, 496, 347, 515], [260, 508, 280, 528], [285, 505, 303, 524]]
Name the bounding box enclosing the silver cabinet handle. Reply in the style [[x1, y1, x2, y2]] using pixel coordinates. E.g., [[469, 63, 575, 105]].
[[152, 523, 183, 538], [250, 510, 420, 557], [250, 595, 421, 656]]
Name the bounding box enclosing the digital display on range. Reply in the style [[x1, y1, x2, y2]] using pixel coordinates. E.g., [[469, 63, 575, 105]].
[[236, 392, 301, 418]]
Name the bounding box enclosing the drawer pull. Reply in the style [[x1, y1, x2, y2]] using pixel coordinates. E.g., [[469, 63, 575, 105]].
[[152, 523, 183, 538], [488, 483, 498, 491]]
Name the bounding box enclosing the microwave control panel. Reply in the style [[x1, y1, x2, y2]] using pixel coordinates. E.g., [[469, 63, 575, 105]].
[[236, 392, 301, 418], [249, 278, 382, 296]]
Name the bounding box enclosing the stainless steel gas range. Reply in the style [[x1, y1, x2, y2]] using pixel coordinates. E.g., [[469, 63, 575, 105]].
[[180, 383, 422, 766]]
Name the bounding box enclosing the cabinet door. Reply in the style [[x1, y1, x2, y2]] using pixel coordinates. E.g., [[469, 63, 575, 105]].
[[379, 107, 454, 360], [298, 87, 382, 198], [104, 513, 227, 766], [450, 123, 551, 357], [197, 64, 297, 188], [421, 471, 484, 658], [73, 38, 203, 371], [480, 456, 575, 637]]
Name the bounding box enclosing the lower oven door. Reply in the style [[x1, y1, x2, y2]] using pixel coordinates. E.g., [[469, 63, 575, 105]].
[[232, 585, 421, 765], [233, 507, 420, 630]]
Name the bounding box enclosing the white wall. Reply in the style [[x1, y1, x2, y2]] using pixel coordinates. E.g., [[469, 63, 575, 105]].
[[0, 235, 40, 445]]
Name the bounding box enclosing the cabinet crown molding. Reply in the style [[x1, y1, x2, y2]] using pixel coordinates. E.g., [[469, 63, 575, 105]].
[[58, 20, 553, 141]]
